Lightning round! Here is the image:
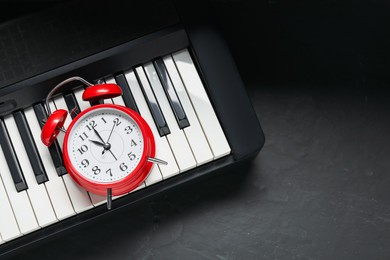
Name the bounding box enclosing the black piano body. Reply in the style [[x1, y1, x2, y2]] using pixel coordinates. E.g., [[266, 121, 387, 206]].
[[0, 0, 264, 256]]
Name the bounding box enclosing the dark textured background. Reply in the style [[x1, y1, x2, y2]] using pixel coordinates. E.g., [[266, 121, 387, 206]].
[[2, 0, 390, 259]]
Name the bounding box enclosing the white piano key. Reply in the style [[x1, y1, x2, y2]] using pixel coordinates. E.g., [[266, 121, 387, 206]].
[[0, 174, 21, 241], [103, 98, 114, 104], [105, 77, 126, 106], [0, 144, 39, 234], [172, 49, 231, 158], [24, 107, 76, 220], [61, 159, 93, 211], [142, 164, 162, 186], [89, 193, 106, 206], [143, 63, 197, 172], [51, 97, 94, 213], [126, 70, 179, 179], [73, 87, 90, 111], [163, 55, 214, 165], [4, 115, 57, 227]]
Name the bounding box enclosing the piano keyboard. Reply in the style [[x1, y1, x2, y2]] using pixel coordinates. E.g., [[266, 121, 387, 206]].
[[0, 1, 265, 253], [0, 49, 231, 244]]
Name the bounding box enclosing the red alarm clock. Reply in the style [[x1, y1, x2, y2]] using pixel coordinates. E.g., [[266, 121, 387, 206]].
[[41, 77, 165, 209]]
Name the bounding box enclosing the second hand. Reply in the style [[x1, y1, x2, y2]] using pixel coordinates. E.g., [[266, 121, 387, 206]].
[[103, 122, 116, 155]]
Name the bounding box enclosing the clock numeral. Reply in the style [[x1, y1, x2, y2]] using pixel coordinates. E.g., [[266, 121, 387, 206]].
[[113, 118, 122, 126], [131, 139, 137, 147], [79, 132, 89, 141], [128, 152, 136, 161], [106, 168, 112, 177], [125, 126, 133, 134], [85, 120, 97, 131], [77, 145, 88, 155], [101, 117, 107, 124], [81, 159, 89, 168], [119, 163, 128, 171], [92, 166, 101, 175]]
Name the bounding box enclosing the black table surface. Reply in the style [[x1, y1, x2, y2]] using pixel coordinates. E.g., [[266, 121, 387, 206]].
[[5, 1, 390, 259]]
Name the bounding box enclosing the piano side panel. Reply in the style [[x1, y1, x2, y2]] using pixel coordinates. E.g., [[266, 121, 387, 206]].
[[186, 23, 265, 160]]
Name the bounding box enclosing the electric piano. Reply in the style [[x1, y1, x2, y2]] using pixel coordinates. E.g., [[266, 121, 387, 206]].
[[0, 0, 264, 256]]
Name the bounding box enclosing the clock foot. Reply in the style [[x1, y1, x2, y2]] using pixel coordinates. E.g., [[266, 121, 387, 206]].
[[147, 157, 168, 165], [106, 188, 112, 210]]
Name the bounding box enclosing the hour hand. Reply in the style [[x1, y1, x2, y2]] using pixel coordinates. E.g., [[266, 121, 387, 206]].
[[89, 139, 105, 147]]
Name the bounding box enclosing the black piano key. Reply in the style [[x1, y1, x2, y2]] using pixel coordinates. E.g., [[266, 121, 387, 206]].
[[114, 73, 139, 113], [49, 142, 67, 176], [0, 119, 28, 192], [134, 68, 170, 136], [90, 100, 103, 106], [153, 58, 190, 129], [33, 103, 67, 176], [13, 111, 49, 184], [64, 92, 81, 120]]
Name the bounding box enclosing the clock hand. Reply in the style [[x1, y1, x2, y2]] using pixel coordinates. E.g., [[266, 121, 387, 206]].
[[102, 122, 116, 155], [106, 122, 116, 144], [90, 139, 117, 160], [92, 126, 106, 144], [108, 150, 118, 161], [89, 139, 105, 147], [92, 126, 112, 155], [90, 123, 117, 161]]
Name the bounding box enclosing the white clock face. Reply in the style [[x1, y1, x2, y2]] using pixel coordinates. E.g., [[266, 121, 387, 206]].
[[67, 107, 144, 183]]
